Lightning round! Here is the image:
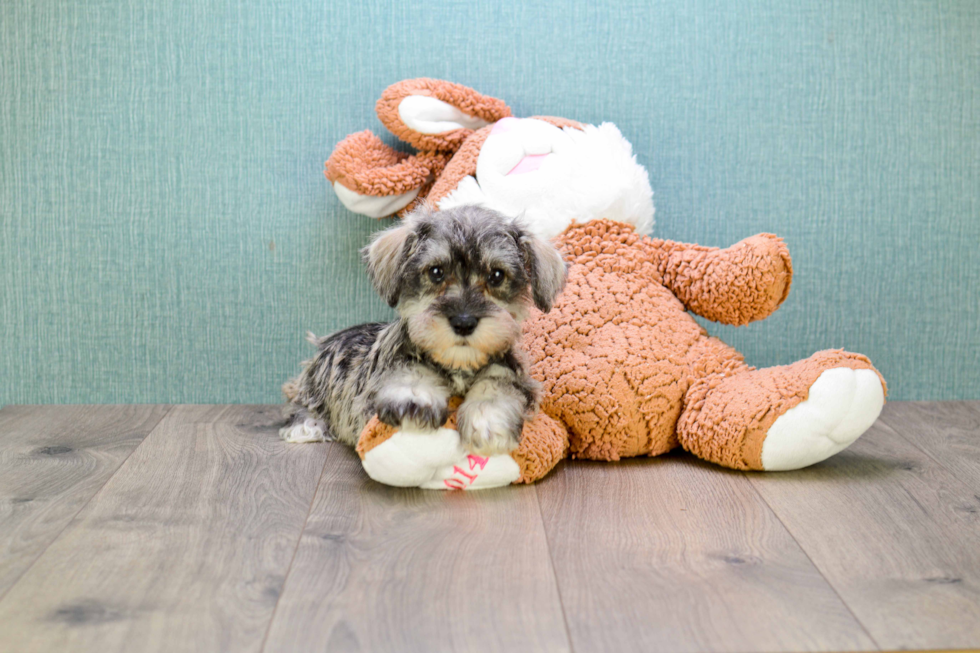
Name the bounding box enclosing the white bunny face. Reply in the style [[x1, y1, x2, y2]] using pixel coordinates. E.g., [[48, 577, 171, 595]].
[[438, 117, 654, 240]]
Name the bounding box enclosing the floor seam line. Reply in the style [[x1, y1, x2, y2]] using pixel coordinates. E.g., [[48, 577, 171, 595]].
[[0, 404, 175, 606], [533, 484, 577, 653], [258, 442, 332, 653], [743, 472, 883, 652]]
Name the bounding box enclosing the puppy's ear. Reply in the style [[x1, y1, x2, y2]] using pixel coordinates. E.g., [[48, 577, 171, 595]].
[[515, 223, 568, 313], [362, 222, 415, 307]]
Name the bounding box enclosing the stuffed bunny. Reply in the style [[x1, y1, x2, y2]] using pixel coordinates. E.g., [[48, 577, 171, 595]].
[[324, 78, 886, 489]]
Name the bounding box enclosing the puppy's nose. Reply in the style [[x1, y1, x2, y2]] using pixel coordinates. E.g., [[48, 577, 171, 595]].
[[449, 314, 479, 336]]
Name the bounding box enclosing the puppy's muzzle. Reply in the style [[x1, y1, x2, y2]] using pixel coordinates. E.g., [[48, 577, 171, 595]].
[[448, 314, 479, 336]]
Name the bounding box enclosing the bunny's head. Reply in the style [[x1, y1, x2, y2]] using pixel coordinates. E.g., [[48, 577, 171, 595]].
[[326, 78, 654, 239]]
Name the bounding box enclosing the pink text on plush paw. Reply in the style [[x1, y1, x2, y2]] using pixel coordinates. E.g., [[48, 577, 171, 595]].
[[443, 455, 491, 490]]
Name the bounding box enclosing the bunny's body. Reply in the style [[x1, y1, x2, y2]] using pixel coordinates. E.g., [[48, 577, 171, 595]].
[[311, 79, 886, 488]]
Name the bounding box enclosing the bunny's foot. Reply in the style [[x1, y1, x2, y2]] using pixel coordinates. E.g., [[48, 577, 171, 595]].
[[759, 367, 884, 470], [677, 350, 886, 471]]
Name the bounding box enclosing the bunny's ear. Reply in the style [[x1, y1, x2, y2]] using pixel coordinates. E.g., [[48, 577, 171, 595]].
[[376, 78, 512, 152], [325, 130, 451, 219]]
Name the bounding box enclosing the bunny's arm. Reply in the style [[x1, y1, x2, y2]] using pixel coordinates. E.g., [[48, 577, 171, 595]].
[[645, 234, 793, 325], [355, 402, 568, 489]]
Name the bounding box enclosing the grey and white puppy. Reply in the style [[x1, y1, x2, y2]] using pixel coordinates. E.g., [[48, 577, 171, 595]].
[[280, 205, 567, 455]]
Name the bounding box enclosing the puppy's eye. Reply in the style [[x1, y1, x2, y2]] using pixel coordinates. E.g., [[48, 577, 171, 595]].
[[488, 269, 505, 288], [428, 266, 445, 283]]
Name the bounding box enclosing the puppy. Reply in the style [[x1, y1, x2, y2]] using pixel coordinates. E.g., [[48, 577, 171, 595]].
[[280, 205, 568, 455]]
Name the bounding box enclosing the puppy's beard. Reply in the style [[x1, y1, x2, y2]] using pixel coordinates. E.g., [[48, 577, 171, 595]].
[[407, 309, 521, 372]]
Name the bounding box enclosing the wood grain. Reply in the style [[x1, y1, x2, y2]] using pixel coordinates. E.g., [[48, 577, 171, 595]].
[[878, 401, 980, 491], [535, 453, 875, 653], [748, 413, 980, 650], [262, 443, 571, 653], [0, 405, 328, 653], [3, 402, 980, 652], [0, 404, 170, 598]]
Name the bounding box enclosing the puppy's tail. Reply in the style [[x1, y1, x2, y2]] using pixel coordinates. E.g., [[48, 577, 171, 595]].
[[281, 378, 301, 403], [281, 332, 321, 403]]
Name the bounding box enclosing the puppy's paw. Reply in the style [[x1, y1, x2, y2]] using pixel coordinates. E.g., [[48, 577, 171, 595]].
[[377, 394, 448, 431], [280, 418, 327, 443], [457, 401, 523, 456]]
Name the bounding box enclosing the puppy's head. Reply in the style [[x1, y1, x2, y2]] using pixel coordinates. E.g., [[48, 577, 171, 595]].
[[363, 204, 567, 371]]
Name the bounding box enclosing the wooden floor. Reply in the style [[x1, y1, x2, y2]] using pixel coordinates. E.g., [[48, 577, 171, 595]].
[[0, 403, 978, 652]]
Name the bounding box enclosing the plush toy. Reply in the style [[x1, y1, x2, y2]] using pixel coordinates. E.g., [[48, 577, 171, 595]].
[[326, 78, 886, 490]]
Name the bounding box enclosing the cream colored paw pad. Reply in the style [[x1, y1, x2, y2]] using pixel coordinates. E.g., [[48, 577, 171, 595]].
[[761, 368, 885, 471], [361, 428, 520, 490]]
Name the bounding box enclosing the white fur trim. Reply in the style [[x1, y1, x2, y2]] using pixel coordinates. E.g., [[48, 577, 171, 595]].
[[398, 95, 490, 134], [761, 368, 885, 471], [333, 182, 419, 219], [361, 427, 520, 490], [439, 119, 654, 240]]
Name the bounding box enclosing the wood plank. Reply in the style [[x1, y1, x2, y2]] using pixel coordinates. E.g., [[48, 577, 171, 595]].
[[0, 405, 170, 598], [536, 453, 875, 653], [748, 412, 980, 650], [878, 401, 980, 491], [0, 405, 328, 653], [262, 443, 571, 653]]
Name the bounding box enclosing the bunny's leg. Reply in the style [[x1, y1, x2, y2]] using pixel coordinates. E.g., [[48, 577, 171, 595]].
[[676, 350, 886, 471]]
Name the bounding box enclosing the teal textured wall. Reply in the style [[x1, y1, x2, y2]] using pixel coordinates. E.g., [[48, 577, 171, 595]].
[[1, 0, 978, 405]]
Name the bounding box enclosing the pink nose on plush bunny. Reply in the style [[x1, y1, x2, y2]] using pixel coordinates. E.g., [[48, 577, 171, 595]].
[[507, 153, 550, 175], [491, 116, 521, 135], [492, 117, 554, 175]]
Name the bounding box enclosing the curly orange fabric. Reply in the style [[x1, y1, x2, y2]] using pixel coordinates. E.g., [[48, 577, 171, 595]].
[[376, 78, 512, 152], [356, 418, 399, 458], [396, 153, 451, 217], [677, 350, 887, 469], [510, 413, 570, 483], [325, 130, 450, 198], [522, 219, 881, 468], [426, 125, 493, 206], [657, 234, 792, 326]]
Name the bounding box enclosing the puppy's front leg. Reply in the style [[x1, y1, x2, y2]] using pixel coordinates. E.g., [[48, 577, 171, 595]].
[[373, 365, 451, 431], [458, 365, 535, 456]]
